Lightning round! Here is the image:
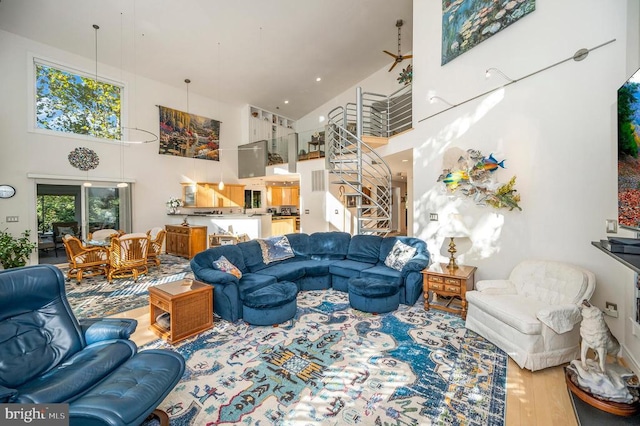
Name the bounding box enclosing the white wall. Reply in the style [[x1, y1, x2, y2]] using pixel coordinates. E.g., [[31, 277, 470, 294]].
[[296, 0, 640, 370], [0, 29, 243, 260]]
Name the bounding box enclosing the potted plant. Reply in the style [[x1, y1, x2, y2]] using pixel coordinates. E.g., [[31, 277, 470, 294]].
[[0, 229, 37, 269]]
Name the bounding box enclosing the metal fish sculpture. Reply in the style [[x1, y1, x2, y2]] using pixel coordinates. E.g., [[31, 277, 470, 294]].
[[442, 170, 469, 189], [475, 153, 505, 172]]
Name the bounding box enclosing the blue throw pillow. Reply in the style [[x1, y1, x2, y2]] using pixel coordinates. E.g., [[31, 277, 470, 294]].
[[257, 236, 295, 264], [212, 255, 242, 279]]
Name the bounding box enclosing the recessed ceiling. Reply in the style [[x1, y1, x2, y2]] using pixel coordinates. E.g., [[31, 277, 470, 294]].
[[0, 0, 413, 120]]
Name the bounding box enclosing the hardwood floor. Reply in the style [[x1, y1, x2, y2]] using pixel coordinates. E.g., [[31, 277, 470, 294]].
[[113, 306, 579, 425]]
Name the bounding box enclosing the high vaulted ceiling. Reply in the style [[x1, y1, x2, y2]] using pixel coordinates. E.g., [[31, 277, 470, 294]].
[[0, 0, 413, 120]]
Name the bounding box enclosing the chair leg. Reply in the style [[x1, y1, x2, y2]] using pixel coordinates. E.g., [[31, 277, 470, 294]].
[[147, 409, 169, 426]]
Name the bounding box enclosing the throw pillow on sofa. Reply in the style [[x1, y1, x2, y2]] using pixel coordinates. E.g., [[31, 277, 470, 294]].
[[212, 255, 243, 278], [384, 240, 417, 271], [257, 236, 295, 264]]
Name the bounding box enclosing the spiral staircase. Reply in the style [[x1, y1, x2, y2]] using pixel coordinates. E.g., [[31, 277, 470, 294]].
[[326, 85, 411, 236]]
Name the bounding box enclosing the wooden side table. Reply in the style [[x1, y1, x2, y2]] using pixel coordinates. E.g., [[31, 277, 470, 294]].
[[149, 278, 213, 344], [421, 263, 477, 319]]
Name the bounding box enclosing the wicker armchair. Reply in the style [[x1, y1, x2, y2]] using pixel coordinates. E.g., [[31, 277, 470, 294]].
[[107, 233, 150, 282], [88, 228, 123, 243], [62, 234, 109, 283], [146, 227, 166, 267]]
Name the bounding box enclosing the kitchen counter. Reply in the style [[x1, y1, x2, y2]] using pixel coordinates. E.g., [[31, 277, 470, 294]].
[[166, 213, 272, 240]]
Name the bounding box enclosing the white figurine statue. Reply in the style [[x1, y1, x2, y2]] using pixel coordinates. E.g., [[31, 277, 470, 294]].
[[579, 300, 621, 373]]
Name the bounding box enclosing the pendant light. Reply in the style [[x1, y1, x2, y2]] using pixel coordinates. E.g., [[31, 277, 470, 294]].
[[116, 14, 128, 188], [84, 23, 101, 188], [216, 41, 224, 191]]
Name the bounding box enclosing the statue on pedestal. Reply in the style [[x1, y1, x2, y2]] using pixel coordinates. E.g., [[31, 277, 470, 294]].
[[565, 300, 639, 415]]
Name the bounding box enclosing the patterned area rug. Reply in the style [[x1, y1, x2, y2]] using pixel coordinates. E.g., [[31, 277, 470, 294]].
[[59, 254, 193, 318], [143, 290, 507, 425]]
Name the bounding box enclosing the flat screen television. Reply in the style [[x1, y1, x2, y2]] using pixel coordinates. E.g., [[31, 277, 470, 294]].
[[618, 67, 640, 231]]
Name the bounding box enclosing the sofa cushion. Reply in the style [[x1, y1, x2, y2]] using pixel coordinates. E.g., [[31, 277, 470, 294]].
[[510, 260, 589, 305], [348, 277, 400, 298], [360, 265, 403, 285], [257, 236, 295, 264], [309, 232, 351, 260], [239, 240, 270, 272], [237, 273, 278, 300], [14, 340, 137, 403], [284, 233, 311, 259], [292, 259, 337, 276], [465, 291, 545, 335], [255, 262, 306, 282], [330, 259, 376, 278], [243, 281, 298, 309], [347, 235, 383, 263]]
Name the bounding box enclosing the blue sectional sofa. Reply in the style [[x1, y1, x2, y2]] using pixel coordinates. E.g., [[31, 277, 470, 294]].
[[190, 232, 430, 323]]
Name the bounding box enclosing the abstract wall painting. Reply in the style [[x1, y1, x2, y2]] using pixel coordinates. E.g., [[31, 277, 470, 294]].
[[158, 105, 220, 161], [441, 0, 536, 65]]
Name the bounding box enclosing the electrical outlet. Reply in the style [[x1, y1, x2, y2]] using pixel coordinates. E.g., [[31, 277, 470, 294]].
[[334, 209, 338, 214], [606, 219, 618, 233], [305, 209, 309, 214], [429, 213, 438, 221], [604, 302, 619, 318], [6, 216, 18, 223]]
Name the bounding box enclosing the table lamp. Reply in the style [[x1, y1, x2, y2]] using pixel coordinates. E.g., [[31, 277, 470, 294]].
[[443, 214, 469, 269]]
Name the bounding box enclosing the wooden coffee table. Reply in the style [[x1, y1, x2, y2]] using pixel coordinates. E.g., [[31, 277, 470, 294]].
[[149, 278, 213, 344]]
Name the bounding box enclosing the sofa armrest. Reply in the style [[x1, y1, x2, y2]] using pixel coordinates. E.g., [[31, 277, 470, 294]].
[[193, 268, 239, 285], [536, 304, 581, 334], [401, 254, 430, 277], [0, 384, 16, 403], [475, 279, 517, 295], [79, 318, 138, 345]]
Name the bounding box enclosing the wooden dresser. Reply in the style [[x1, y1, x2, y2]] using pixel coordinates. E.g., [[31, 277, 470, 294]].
[[165, 225, 207, 259]]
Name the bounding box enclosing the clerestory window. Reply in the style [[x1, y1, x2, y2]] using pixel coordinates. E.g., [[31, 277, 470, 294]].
[[34, 59, 122, 140]]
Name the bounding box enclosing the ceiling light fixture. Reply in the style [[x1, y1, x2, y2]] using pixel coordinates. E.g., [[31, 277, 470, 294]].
[[316, 77, 322, 82], [284, 100, 289, 104]]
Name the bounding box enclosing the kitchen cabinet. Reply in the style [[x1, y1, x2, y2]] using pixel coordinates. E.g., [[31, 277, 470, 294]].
[[271, 217, 296, 235], [182, 183, 245, 208], [165, 225, 207, 259], [267, 186, 299, 206]]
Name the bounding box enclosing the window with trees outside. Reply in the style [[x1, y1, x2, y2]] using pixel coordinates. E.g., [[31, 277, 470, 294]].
[[34, 59, 122, 140]]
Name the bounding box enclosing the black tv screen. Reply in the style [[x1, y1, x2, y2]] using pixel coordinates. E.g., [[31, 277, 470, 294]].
[[618, 67, 640, 230]]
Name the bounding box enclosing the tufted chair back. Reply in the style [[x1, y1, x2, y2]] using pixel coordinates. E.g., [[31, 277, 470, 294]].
[[0, 265, 84, 389]]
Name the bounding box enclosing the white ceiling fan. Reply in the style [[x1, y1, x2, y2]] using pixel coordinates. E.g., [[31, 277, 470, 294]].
[[383, 19, 412, 72]]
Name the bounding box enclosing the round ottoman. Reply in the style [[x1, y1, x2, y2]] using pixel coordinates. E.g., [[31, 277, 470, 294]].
[[348, 277, 400, 313], [242, 281, 298, 326]]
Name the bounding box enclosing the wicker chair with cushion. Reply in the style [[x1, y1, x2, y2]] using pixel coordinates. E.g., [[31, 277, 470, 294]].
[[52, 221, 80, 257], [108, 233, 150, 282], [62, 235, 109, 283], [146, 227, 166, 267], [88, 228, 123, 243]]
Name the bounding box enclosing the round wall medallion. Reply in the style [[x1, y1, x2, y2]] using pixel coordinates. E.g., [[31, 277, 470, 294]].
[[0, 185, 16, 199], [68, 147, 99, 171]]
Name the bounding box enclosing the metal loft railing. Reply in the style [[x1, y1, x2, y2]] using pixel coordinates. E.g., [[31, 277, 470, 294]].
[[345, 84, 412, 138]]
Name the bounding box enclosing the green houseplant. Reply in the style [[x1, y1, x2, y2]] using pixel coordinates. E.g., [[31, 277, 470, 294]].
[[0, 229, 37, 269]]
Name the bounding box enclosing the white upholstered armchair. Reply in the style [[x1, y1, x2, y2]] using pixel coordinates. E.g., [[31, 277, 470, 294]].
[[465, 260, 596, 371]]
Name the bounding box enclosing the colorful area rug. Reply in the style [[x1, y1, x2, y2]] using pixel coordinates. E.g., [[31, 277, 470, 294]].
[[59, 254, 193, 318], [143, 290, 507, 425]]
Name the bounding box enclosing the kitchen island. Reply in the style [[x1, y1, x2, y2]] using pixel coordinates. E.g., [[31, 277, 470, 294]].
[[166, 213, 272, 241]]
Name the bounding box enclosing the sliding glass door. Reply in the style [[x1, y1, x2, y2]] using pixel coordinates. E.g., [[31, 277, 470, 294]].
[[85, 185, 132, 235]]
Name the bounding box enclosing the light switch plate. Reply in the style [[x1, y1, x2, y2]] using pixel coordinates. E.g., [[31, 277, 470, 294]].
[[6, 216, 18, 223], [606, 219, 618, 233]]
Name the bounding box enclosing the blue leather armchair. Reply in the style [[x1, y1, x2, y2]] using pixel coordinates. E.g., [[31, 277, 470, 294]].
[[0, 264, 185, 426]]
